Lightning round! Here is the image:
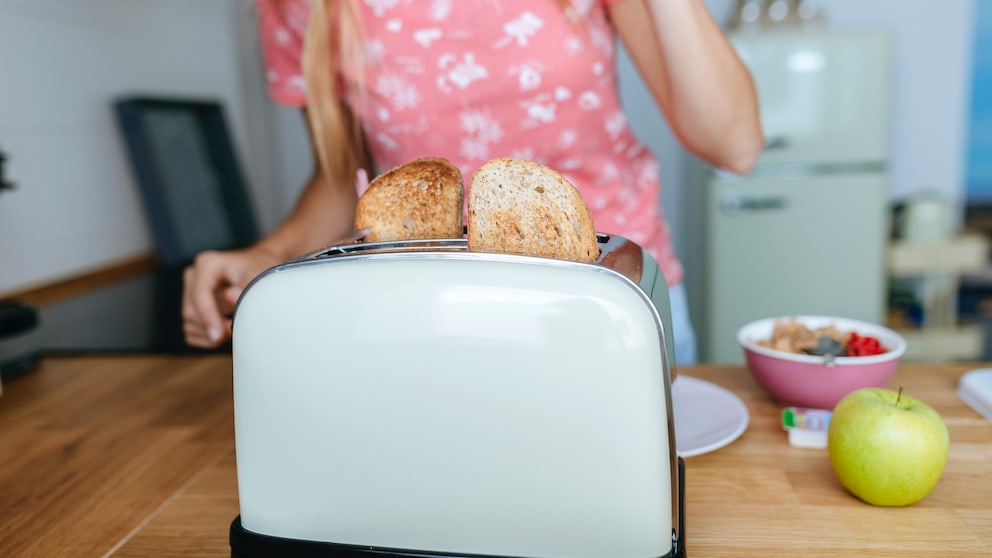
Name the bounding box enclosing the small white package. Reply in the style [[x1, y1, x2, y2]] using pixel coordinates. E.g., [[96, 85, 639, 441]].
[[958, 369, 992, 421]]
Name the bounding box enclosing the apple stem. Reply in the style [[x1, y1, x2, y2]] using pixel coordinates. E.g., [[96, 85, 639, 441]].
[[896, 385, 904, 405]]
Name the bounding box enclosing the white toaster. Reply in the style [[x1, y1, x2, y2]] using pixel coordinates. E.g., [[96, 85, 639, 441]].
[[229, 233, 685, 558]]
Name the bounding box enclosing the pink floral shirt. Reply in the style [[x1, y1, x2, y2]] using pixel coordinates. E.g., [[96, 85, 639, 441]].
[[257, 0, 682, 285]]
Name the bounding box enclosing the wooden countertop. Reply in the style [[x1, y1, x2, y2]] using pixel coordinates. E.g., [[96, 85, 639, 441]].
[[1, 355, 990, 557]]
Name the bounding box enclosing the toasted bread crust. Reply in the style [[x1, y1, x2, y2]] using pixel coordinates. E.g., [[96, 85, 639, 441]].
[[467, 158, 599, 263], [354, 157, 464, 242]]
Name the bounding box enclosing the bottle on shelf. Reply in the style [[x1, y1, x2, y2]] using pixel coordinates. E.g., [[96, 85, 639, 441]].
[[729, 0, 765, 33], [795, 0, 826, 26]]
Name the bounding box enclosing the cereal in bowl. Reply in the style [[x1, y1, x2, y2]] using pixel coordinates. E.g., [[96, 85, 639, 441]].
[[756, 318, 889, 357], [757, 318, 848, 355]]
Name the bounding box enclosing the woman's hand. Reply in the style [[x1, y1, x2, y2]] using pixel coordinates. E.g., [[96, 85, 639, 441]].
[[181, 246, 284, 348], [180, 108, 361, 349]]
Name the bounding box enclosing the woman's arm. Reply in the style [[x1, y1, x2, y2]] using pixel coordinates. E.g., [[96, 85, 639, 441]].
[[181, 109, 358, 348], [608, 0, 764, 175], [255, 110, 359, 261]]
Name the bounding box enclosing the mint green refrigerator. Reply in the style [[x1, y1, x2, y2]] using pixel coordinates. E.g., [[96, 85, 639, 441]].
[[685, 28, 892, 363]]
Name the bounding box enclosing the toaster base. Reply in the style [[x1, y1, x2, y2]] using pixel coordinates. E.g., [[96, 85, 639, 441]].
[[229, 515, 685, 558]]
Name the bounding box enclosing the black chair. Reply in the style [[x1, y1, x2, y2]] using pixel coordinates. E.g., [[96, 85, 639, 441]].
[[114, 96, 260, 268], [114, 96, 260, 352]]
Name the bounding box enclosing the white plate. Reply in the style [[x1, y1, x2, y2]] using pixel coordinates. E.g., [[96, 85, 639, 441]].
[[672, 375, 750, 457]]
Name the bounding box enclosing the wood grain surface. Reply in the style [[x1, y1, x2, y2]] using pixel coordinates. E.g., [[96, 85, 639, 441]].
[[1, 356, 989, 557], [0, 355, 235, 557]]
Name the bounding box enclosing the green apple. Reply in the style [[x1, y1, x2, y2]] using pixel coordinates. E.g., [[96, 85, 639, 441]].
[[827, 387, 949, 506]]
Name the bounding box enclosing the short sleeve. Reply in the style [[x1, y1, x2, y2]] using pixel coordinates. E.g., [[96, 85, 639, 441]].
[[256, 0, 311, 106]]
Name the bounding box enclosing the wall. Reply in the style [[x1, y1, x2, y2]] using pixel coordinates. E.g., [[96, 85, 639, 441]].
[[0, 0, 269, 296], [965, 0, 992, 199], [820, 0, 975, 204]]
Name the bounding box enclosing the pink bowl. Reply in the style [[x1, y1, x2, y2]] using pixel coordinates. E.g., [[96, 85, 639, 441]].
[[737, 316, 906, 410]]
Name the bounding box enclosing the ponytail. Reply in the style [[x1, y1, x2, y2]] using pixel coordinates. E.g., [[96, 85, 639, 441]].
[[302, 0, 369, 194]]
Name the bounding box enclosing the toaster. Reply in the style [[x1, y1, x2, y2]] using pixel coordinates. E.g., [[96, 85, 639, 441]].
[[229, 232, 685, 558]]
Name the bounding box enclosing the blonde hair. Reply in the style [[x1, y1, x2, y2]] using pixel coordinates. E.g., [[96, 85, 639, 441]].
[[301, 0, 575, 194], [302, 0, 369, 195]]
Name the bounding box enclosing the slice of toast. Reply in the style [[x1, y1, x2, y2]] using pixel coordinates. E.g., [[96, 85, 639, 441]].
[[468, 158, 599, 263], [355, 157, 464, 242]]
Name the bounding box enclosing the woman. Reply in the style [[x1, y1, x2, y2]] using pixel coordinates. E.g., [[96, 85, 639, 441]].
[[182, 0, 763, 364]]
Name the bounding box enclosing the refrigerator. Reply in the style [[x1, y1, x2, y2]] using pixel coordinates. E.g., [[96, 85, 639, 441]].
[[684, 28, 892, 363]]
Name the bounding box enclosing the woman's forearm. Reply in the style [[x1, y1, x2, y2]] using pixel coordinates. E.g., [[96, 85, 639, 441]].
[[614, 0, 764, 174], [254, 170, 358, 261], [648, 0, 763, 172]]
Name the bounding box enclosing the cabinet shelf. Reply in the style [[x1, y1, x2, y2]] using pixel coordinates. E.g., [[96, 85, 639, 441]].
[[888, 234, 989, 276], [895, 325, 985, 362], [887, 234, 991, 361]]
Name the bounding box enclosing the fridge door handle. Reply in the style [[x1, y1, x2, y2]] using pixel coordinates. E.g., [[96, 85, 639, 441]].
[[719, 193, 788, 215], [763, 135, 790, 150]]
